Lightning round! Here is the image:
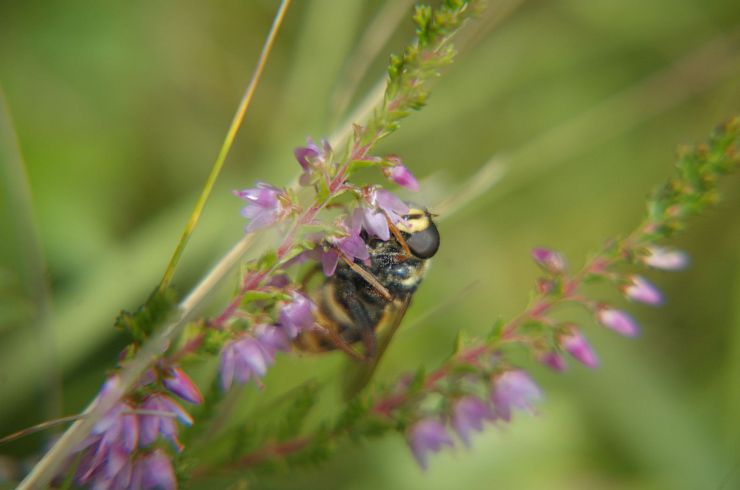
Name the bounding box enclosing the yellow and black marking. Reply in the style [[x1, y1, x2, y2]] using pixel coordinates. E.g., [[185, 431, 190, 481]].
[[295, 206, 440, 394]]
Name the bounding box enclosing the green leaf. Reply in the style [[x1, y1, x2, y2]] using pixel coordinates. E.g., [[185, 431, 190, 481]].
[[114, 285, 178, 342]]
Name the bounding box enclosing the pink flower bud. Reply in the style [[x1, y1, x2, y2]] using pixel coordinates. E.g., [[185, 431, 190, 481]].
[[597, 308, 639, 337], [531, 248, 566, 274], [162, 367, 203, 405], [538, 351, 567, 372], [643, 246, 689, 270], [559, 330, 598, 368], [384, 164, 420, 191], [623, 275, 663, 305]]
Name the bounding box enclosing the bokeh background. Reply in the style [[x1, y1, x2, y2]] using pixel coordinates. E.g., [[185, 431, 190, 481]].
[[2, 0, 740, 488]]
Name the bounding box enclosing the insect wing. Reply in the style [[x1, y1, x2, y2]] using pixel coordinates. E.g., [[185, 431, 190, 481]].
[[341, 296, 412, 399]]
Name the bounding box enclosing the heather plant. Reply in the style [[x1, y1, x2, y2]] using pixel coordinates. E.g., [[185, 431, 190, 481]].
[[2, 1, 740, 489]]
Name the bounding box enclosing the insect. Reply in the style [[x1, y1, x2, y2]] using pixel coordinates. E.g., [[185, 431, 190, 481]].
[[295, 204, 440, 394]]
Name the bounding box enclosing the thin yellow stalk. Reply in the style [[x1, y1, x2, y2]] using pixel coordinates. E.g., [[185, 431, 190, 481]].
[[159, 0, 292, 291]]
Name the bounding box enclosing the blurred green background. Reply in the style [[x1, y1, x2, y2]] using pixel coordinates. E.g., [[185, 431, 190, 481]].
[[1, 0, 740, 488]]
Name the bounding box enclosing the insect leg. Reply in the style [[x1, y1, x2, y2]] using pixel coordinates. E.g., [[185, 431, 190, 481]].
[[335, 249, 393, 301], [386, 216, 412, 261]]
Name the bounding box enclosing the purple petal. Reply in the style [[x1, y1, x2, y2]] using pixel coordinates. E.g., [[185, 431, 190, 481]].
[[220, 343, 237, 391], [158, 416, 183, 452], [531, 247, 566, 274], [559, 331, 599, 368], [120, 410, 139, 453], [255, 324, 291, 355], [361, 208, 390, 241], [108, 450, 133, 489], [452, 397, 492, 447], [139, 450, 176, 490], [338, 233, 371, 260], [490, 370, 542, 422], [234, 182, 280, 206], [234, 182, 284, 233], [597, 308, 640, 337], [163, 367, 203, 405], [279, 293, 316, 338], [374, 189, 408, 221], [92, 403, 124, 436], [236, 339, 269, 378], [320, 250, 339, 276], [623, 275, 663, 305], [294, 140, 321, 170], [157, 395, 193, 427], [139, 413, 160, 448], [104, 444, 130, 480], [538, 351, 567, 372], [386, 164, 420, 191], [78, 440, 107, 484], [138, 394, 191, 450], [407, 419, 454, 470]]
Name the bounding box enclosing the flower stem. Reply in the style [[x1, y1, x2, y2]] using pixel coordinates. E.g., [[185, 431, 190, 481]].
[[158, 0, 292, 292]]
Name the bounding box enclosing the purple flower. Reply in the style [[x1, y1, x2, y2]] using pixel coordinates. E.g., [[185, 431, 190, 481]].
[[373, 188, 409, 223], [294, 139, 321, 171], [321, 212, 371, 276], [234, 182, 287, 232], [451, 396, 493, 447], [78, 444, 135, 489], [643, 246, 689, 270], [490, 370, 542, 422], [383, 163, 419, 191], [219, 335, 275, 390], [279, 292, 316, 338], [105, 445, 135, 489], [294, 138, 332, 186], [254, 324, 290, 354], [76, 401, 140, 486], [531, 247, 566, 274], [597, 308, 640, 337], [134, 450, 177, 490], [359, 188, 409, 241], [318, 249, 341, 277], [407, 418, 454, 470], [538, 351, 567, 372], [139, 394, 193, 451], [357, 206, 390, 241], [623, 275, 663, 305], [162, 367, 203, 405], [559, 330, 598, 368]]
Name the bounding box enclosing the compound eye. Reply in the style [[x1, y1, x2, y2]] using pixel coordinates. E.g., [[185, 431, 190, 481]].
[[406, 222, 440, 259]]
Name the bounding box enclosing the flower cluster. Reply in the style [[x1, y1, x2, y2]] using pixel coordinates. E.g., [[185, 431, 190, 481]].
[[526, 242, 691, 375], [217, 132, 425, 388], [235, 138, 419, 241], [45, 4, 733, 486], [70, 366, 202, 489], [218, 292, 313, 390], [406, 370, 541, 469], [234, 183, 294, 233]]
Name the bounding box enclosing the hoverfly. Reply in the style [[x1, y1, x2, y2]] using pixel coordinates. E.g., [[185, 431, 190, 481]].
[[295, 204, 440, 396]]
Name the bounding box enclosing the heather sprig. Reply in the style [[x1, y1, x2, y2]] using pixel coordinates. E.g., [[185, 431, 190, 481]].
[[22, 2, 481, 488], [200, 117, 739, 474], [16, 0, 737, 486]]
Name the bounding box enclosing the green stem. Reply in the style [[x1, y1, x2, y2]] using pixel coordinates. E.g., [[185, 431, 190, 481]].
[[158, 0, 292, 292]]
